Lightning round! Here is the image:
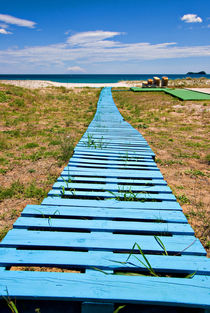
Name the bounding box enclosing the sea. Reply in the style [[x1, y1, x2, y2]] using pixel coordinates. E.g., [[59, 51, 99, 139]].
[[0, 74, 209, 83]]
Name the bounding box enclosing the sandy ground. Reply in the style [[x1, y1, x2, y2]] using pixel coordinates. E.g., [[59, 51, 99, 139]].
[[186, 88, 210, 94], [0, 80, 138, 89]]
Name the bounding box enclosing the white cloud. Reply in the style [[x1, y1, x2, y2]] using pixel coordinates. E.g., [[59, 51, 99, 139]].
[[0, 28, 12, 34], [0, 30, 210, 71], [67, 30, 122, 47], [0, 14, 36, 28], [181, 14, 202, 23], [67, 66, 86, 72]]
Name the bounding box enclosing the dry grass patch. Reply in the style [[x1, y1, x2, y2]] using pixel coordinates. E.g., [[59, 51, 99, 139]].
[[113, 90, 210, 256], [0, 83, 100, 240]]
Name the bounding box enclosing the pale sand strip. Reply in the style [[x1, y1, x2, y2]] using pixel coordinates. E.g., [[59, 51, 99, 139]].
[[0, 80, 141, 89], [186, 88, 210, 95]]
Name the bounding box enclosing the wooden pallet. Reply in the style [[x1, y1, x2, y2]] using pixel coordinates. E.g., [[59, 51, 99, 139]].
[[0, 87, 209, 313]]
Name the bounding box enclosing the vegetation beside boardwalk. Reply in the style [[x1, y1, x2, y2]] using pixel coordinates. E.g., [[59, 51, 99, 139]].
[[113, 90, 210, 256], [0, 81, 209, 257], [0, 83, 100, 241]]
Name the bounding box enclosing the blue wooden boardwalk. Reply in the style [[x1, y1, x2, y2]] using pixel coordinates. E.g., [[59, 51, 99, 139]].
[[0, 87, 209, 313]]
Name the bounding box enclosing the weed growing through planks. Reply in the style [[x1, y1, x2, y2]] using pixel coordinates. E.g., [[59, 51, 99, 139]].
[[85, 133, 95, 147], [114, 305, 126, 313], [108, 186, 151, 202], [109, 187, 138, 201], [59, 168, 75, 197], [94, 236, 195, 278], [84, 133, 108, 149], [4, 290, 42, 313], [3, 290, 19, 313]]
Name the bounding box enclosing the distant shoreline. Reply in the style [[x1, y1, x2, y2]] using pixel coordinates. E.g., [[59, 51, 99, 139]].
[[0, 73, 210, 84], [1, 77, 210, 89]]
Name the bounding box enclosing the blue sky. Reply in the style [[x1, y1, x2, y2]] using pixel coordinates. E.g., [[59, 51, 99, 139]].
[[0, 0, 210, 74]]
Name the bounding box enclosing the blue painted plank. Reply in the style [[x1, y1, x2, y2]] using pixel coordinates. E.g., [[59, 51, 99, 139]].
[[70, 158, 156, 166], [48, 189, 176, 201], [1, 229, 206, 255], [13, 217, 194, 235], [57, 176, 167, 185], [73, 151, 153, 158], [62, 168, 164, 179], [42, 197, 183, 210], [68, 162, 159, 171], [52, 182, 172, 193], [1, 248, 209, 274], [0, 271, 209, 308], [22, 205, 187, 223]]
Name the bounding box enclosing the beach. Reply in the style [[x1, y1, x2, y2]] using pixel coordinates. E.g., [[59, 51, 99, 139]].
[[0, 79, 136, 89], [1, 77, 210, 90]]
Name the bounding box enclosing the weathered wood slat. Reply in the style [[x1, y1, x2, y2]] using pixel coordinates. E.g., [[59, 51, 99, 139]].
[[52, 182, 172, 193], [22, 205, 187, 223], [62, 168, 163, 178], [57, 176, 167, 185], [42, 197, 182, 210], [13, 217, 194, 235], [1, 249, 209, 275], [1, 229, 205, 255], [0, 271, 209, 308]]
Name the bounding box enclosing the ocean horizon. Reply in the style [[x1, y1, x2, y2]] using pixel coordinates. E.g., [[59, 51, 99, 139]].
[[0, 74, 209, 84]]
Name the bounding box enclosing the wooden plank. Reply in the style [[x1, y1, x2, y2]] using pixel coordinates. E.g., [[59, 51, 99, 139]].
[[73, 151, 154, 160], [13, 217, 194, 235], [68, 162, 158, 170], [74, 147, 155, 157], [48, 189, 176, 201], [1, 248, 209, 275], [22, 205, 187, 223], [57, 176, 167, 186], [52, 182, 172, 193], [69, 158, 157, 167], [1, 229, 206, 255], [0, 271, 209, 308], [62, 168, 163, 179], [42, 197, 183, 210]]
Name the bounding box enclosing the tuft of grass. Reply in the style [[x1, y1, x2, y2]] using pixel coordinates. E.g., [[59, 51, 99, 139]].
[[176, 194, 191, 204], [0, 91, 8, 102], [0, 180, 47, 201], [58, 135, 74, 161], [23, 142, 39, 149], [10, 98, 25, 107], [184, 169, 205, 177], [0, 226, 9, 241]]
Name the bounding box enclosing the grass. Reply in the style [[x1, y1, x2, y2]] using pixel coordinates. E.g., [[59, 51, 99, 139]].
[[113, 89, 210, 255], [0, 83, 99, 241], [84, 133, 107, 149]]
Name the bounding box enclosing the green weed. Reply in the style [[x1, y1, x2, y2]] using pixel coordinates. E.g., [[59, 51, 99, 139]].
[[58, 135, 74, 162], [0, 226, 9, 241], [176, 194, 191, 204], [109, 187, 138, 201], [184, 169, 205, 177], [0, 91, 8, 102], [24, 142, 39, 149]]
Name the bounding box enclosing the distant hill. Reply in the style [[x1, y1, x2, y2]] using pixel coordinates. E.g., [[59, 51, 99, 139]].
[[187, 71, 206, 75]]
